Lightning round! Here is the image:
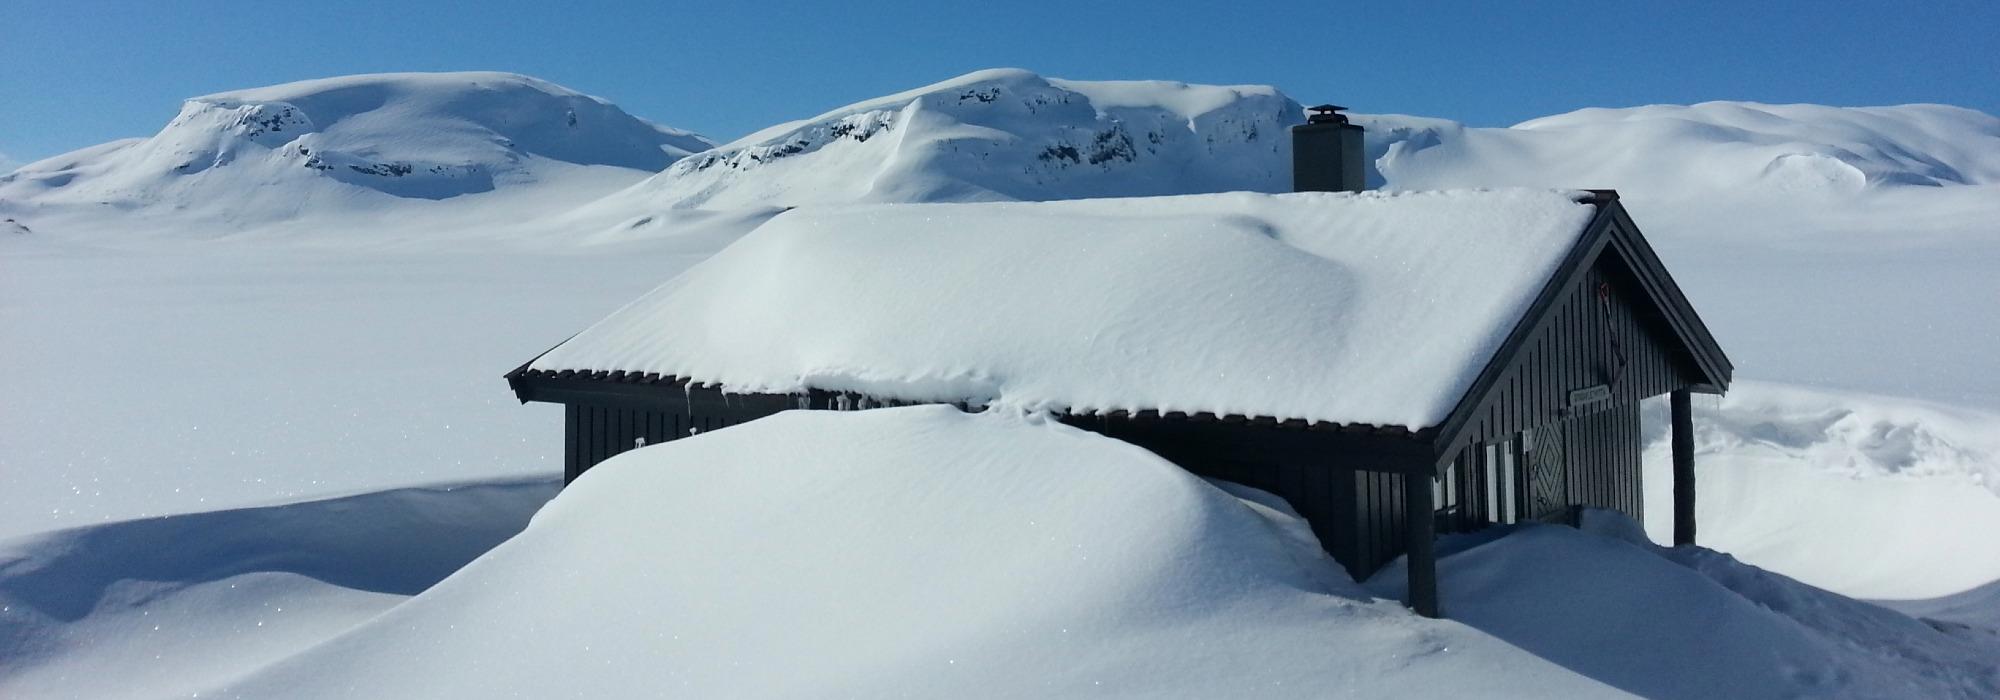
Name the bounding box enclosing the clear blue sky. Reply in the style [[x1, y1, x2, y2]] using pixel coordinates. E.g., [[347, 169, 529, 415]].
[[3, 0, 1995, 166]]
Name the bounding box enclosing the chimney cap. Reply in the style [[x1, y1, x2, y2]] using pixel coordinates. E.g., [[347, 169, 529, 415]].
[[1306, 104, 1351, 125]]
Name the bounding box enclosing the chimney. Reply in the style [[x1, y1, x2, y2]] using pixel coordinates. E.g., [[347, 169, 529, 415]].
[[1292, 104, 1365, 193]]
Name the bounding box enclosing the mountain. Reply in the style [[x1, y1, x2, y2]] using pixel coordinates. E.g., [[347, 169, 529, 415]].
[[0, 72, 714, 236], [605, 68, 1302, 210], [1359, 102, 2000, 245], [1367, 102, 2000, 192]]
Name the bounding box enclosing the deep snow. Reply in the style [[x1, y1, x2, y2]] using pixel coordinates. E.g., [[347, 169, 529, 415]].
[[1370, 511, 1999, 698], [213, 407, 1620, 698], [3, 69, 1999, 698], [0, 478, 556, 699], [1643, 383, 2000, 602], [531, 189, 1597, 428], [58, 407, 1975, 699]]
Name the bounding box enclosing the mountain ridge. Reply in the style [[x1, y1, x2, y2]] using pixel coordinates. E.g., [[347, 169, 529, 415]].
[[0, 71, 715, 237]]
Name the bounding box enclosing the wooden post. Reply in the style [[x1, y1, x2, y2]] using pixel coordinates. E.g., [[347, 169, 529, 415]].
[[1671, 389, 1696, 546], [1404, 471, 1440, 617]]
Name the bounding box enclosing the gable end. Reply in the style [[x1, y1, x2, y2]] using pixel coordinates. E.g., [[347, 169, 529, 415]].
[[1426, 194, 1734, 473]]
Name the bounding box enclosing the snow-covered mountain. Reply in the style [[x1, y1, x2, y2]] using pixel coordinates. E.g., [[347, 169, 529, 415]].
[[1366, 102, 2000, 193], [1359, 102, 2000, 247], [0, 72, 714, 236], [604, 68, 1301, 210]]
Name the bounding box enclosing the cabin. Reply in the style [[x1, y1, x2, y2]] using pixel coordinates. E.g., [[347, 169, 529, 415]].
[[505, 106, 1731, 617]]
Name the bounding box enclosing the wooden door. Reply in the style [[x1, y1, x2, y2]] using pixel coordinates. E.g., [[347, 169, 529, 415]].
[[1526, 424, 1569, 520]]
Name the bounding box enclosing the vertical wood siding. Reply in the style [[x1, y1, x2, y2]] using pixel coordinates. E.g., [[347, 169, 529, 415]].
[[1348, 470, 1407, 576], [1455, 255, 1702, 453], [562, 406, 739, 482], [1562, 401, 1644, 523]]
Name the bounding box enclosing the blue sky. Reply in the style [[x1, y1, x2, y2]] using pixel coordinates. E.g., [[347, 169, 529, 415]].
[[3, 0, 1996, 166]]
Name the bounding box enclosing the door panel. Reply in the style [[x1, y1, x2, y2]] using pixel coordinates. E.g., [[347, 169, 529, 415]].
[[1527, 423, 1568, 519]]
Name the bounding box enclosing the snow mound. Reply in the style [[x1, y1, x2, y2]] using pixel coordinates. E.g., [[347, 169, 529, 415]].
[[1371, 513, 2000, 699], [1640, 382, 2000, 601], [1879, 579, 2000, 640], [0, 478, 556, 700], [1673, 381, 2000, 486], [0, 72, 715, 236], [529, 189, 1598, 428], [613, 68, 1301, 209], [217, 406, 1614, 698]]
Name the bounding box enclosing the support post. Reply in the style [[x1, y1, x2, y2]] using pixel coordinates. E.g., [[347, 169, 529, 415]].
[[1671, 389, 1696, 546], [1404, 471, 1440, 618]]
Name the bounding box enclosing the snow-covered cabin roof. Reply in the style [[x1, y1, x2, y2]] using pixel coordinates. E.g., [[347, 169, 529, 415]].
[[526, 189, 1603, 429]]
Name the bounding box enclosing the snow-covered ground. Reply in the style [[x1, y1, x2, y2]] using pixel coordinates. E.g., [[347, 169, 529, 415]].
[[210, 407, 1622, 698], [3, 69, 1998, 697], [0, 478, 555, 699], [1645, 384, 2000, 602]]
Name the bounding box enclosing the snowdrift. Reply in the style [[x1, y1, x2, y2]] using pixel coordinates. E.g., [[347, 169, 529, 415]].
[[605, 68, 1301, 209], [1370, 513, 1999, 698], [0, 478, 556, 700], [198, 407, 1999, 698], [1640, 382, 2000, 602], [0, 72, 715, 237], [218, 407, 1613, 698]]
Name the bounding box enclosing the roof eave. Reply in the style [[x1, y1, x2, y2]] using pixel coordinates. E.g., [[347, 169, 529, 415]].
[[508, 368, 1441, 442], [504, 332, 579, 404]]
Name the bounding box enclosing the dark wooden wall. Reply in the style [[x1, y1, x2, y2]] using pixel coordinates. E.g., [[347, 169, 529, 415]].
[[562, 404, 742, 482], [553, 393, 1646, 580], [1347, 470, 1408, 577], [1561, 401, 1644, 522], [1448, 252, 1703, 456], [1436, 399, 1645, 530]]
